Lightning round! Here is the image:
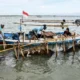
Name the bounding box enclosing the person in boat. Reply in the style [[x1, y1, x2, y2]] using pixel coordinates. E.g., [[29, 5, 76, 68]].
[[63, 28, 71, 36], [12, 33, 19, 40], [29, 24, 47, 39]]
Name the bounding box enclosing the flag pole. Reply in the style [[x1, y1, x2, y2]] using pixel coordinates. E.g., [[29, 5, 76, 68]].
[[22, 14, 23, 23], [20, 19, 22, 32], [19, 11, 24, 32]]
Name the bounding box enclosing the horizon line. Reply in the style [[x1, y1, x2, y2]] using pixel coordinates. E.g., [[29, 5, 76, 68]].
[[0, 14, 80, 17]]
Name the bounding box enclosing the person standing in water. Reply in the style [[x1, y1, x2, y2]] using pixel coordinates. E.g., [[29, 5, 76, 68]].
[[0, 24, 4, 39]]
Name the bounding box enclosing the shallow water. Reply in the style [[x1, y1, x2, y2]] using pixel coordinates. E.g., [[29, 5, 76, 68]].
[[0, 50, 80, 80], [0, 15, 80, 80]]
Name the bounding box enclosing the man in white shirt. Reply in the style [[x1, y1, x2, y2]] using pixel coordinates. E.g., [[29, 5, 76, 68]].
[[0, 24, 4, 40]]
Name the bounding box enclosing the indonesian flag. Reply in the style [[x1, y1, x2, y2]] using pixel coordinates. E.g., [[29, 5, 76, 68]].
[[22, 11, 29, 22], [22, 11, 29, 16]]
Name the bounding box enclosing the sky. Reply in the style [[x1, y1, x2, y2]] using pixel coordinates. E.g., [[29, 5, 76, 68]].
[[0, 0, 80, 15]]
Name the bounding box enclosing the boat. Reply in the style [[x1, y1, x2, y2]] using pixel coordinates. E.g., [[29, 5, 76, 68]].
[[0, 11, 80, 53], [0, 31, 80, 45]]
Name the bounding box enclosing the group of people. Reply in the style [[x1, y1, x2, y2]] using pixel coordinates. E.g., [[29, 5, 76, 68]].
[[0, 24, 73, 40], [28, 24, 72, 39]]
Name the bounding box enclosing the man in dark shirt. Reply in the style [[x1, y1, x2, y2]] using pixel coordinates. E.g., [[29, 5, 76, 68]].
[[64, 28, 71, 36]]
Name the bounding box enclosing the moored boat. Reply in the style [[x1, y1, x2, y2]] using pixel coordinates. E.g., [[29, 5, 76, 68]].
[[0, 31, 80, 47]]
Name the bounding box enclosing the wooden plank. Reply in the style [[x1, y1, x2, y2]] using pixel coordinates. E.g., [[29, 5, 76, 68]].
[[22, 19, 74, 23], [0, 47, 13, 53], [13, 23, 76, 27]]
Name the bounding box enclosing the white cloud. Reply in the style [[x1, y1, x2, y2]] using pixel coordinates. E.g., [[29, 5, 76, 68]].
[[0, 0, 80, 15], [39, 0, 80, 15]]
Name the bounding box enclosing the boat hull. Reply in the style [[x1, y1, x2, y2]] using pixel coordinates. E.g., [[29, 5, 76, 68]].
[[0, 32, 80, 52]]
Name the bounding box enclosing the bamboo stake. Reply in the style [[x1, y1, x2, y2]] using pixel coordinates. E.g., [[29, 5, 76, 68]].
[[72, 33, 75, 55], [55, 38, 58, 58], [62, 36, 66, 55], [61, 35, 65, 56], [17, 41, 20, 59], [46, 42, 49, 54], [13, 45, 18, 59], [22, 32, 25, 54], [18, 41, 24, 59], [20, 47, 25, 58]]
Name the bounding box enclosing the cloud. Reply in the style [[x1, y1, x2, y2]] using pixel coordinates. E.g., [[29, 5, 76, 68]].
[[39, 0, 80, 15], [0, 0, 80, 15]]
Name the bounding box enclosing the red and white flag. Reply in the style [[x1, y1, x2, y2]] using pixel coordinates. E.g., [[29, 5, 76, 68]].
[[22, 11, 29, 16], [22, 11, 29, 22]]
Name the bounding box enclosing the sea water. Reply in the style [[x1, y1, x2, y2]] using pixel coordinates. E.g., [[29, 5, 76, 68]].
[[0, 15, 80, 80]]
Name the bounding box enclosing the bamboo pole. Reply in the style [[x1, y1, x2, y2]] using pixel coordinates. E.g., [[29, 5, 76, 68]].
[[0, 44, 17, 46], [0, 47, 13, 53], [0, 41, 43, 53], [18, 41, 24, 59], [46, 42, 49, 54], [20, 19, 74, 23], [72, 33, 75, 56], [22, 32, 25, 54], [62, 36, 66, 55], [55, 38, 58, 58], [20, 47, 25, 58], [13, 45, 18, 59], [17, 41, 20, 59]]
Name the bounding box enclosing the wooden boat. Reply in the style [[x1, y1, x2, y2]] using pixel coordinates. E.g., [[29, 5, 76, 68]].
[[0, 32, 80, 45], [0, 31, 80, 56], [0, 12, 80, 52]]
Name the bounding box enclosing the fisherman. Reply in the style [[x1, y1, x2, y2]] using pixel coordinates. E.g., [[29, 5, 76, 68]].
[[29, 24, 47, 39], [0, 24, 4, 39], [12, 33, 19, 40], [63, 28, 71, 36]]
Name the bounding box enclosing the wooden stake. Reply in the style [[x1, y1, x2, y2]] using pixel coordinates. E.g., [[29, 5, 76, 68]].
[[13, 45, 18, 59], [18, 41, 24, 59], [61, 35, 66, 56], [20, 47, 24, 58], [72, 33, 76, 58], [72, 34, 75, 52], [63, 37, 66, 55], [55, 39, 58, 58], [46, 42, 49, 54]]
